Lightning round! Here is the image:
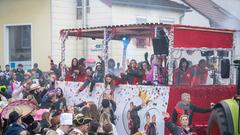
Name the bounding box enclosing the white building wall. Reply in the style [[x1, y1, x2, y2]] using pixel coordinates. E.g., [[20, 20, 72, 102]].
[[172, 0, 210, 27], [79, 0, 112, 62], [212, 0, 240, 59], [86, 0, 112, 27], [51, 0, 113, 65], [181, 10, 210, 27], [51, 0, 79, 66], [110, 5, 185, 64], [112, 5, 183, 25], [212, 0, 240, 20]]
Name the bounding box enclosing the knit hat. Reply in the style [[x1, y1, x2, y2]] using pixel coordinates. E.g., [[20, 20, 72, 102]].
[[101, 99, 110, 108]]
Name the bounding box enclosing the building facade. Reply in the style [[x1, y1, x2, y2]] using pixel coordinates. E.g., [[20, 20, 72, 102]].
[[2, 0, 221, 71], [0, 0, 51, 70], [59, 0, 191, 66]]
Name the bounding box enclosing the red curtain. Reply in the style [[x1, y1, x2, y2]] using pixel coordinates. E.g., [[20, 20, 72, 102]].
[[174, 28, 233, 48]]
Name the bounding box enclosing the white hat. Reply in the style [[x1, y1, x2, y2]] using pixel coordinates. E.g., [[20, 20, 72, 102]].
[[60, 113, 73, 125]]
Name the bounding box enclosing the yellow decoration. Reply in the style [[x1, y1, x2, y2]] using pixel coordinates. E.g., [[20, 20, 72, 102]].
[[133, 131, 142, 135], [138, 89, 151, 104]]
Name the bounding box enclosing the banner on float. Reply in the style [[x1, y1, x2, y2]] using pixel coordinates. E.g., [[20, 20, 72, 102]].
[[56, 81, 170, 135]]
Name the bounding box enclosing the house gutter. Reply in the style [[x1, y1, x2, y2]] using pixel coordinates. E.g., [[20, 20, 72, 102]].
[[112, 1, 191, 12], [179, 13, 185, 24]]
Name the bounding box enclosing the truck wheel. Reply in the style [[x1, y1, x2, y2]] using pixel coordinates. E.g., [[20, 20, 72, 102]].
[[207, 107, 231, 135]]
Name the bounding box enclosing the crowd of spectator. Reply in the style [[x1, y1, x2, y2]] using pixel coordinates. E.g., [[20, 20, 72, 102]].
[[0, 52, 211, 135]]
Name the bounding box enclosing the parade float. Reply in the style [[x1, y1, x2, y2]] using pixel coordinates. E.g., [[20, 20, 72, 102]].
[[59, 23, 237, 135]]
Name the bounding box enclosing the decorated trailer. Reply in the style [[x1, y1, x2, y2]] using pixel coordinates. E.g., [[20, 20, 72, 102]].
[[59, 23, 237, 135]]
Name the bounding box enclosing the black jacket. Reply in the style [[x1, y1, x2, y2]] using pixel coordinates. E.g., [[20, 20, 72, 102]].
[[16, 69, 25, 82], [127, 68, 143, 84], [172, 102, 212, 126], [4, 123, 26, 135]]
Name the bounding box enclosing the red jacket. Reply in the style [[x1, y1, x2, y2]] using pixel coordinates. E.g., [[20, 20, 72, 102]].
[[65, 73, 73, 81], [77, 73, 87, 82], [173, 68, 192, 85], [190, 65, 208, 85]]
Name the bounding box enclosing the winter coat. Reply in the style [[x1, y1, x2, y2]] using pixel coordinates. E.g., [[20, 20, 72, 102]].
[[4, 122, 26, 135], [146, 64, 167, 85], [79, 74, 96, 93], [127, 67, 143, 85], [190, 65, 208, 85], [165, 118, 197, 135], [173, 68, 192, 85], [172, 101, 212, 126], [16, 69, 25, 83]]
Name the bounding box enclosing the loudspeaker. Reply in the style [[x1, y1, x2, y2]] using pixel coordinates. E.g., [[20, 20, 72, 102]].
[[152, 37, 169, 55], [201, 51, 214, 57], [221, 59, 230, 78]]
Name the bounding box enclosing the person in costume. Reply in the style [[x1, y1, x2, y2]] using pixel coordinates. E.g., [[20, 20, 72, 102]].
[[56, 113, 73, 135], [104, 74, 126, 95], [126, 59, 143, 85], [163, 112, 197, 135], [190, 59, 208, 85], [4, 111, 27, 135], [173, 58, 191, 85], [68, 113, 92, 135], [172, 93, 212, 126], [65, 58, 80, 82]]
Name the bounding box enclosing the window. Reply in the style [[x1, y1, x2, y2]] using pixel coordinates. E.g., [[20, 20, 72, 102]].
[[76, 0, 90, 20], [77, 0, 82, 6], [77, 8, 83, 20], [21, 26, 31, 49], [77, 0, 83, 20], [86, 0, 90, 13], [136, 17, 147, 24], [136, 37, 147, 48], [7, 25, 31, 69], [159, 18, 175, 24], [8, 25, 31, 61]]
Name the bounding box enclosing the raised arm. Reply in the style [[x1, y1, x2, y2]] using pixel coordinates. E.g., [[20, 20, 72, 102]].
[[191, 104, 212, 113]]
